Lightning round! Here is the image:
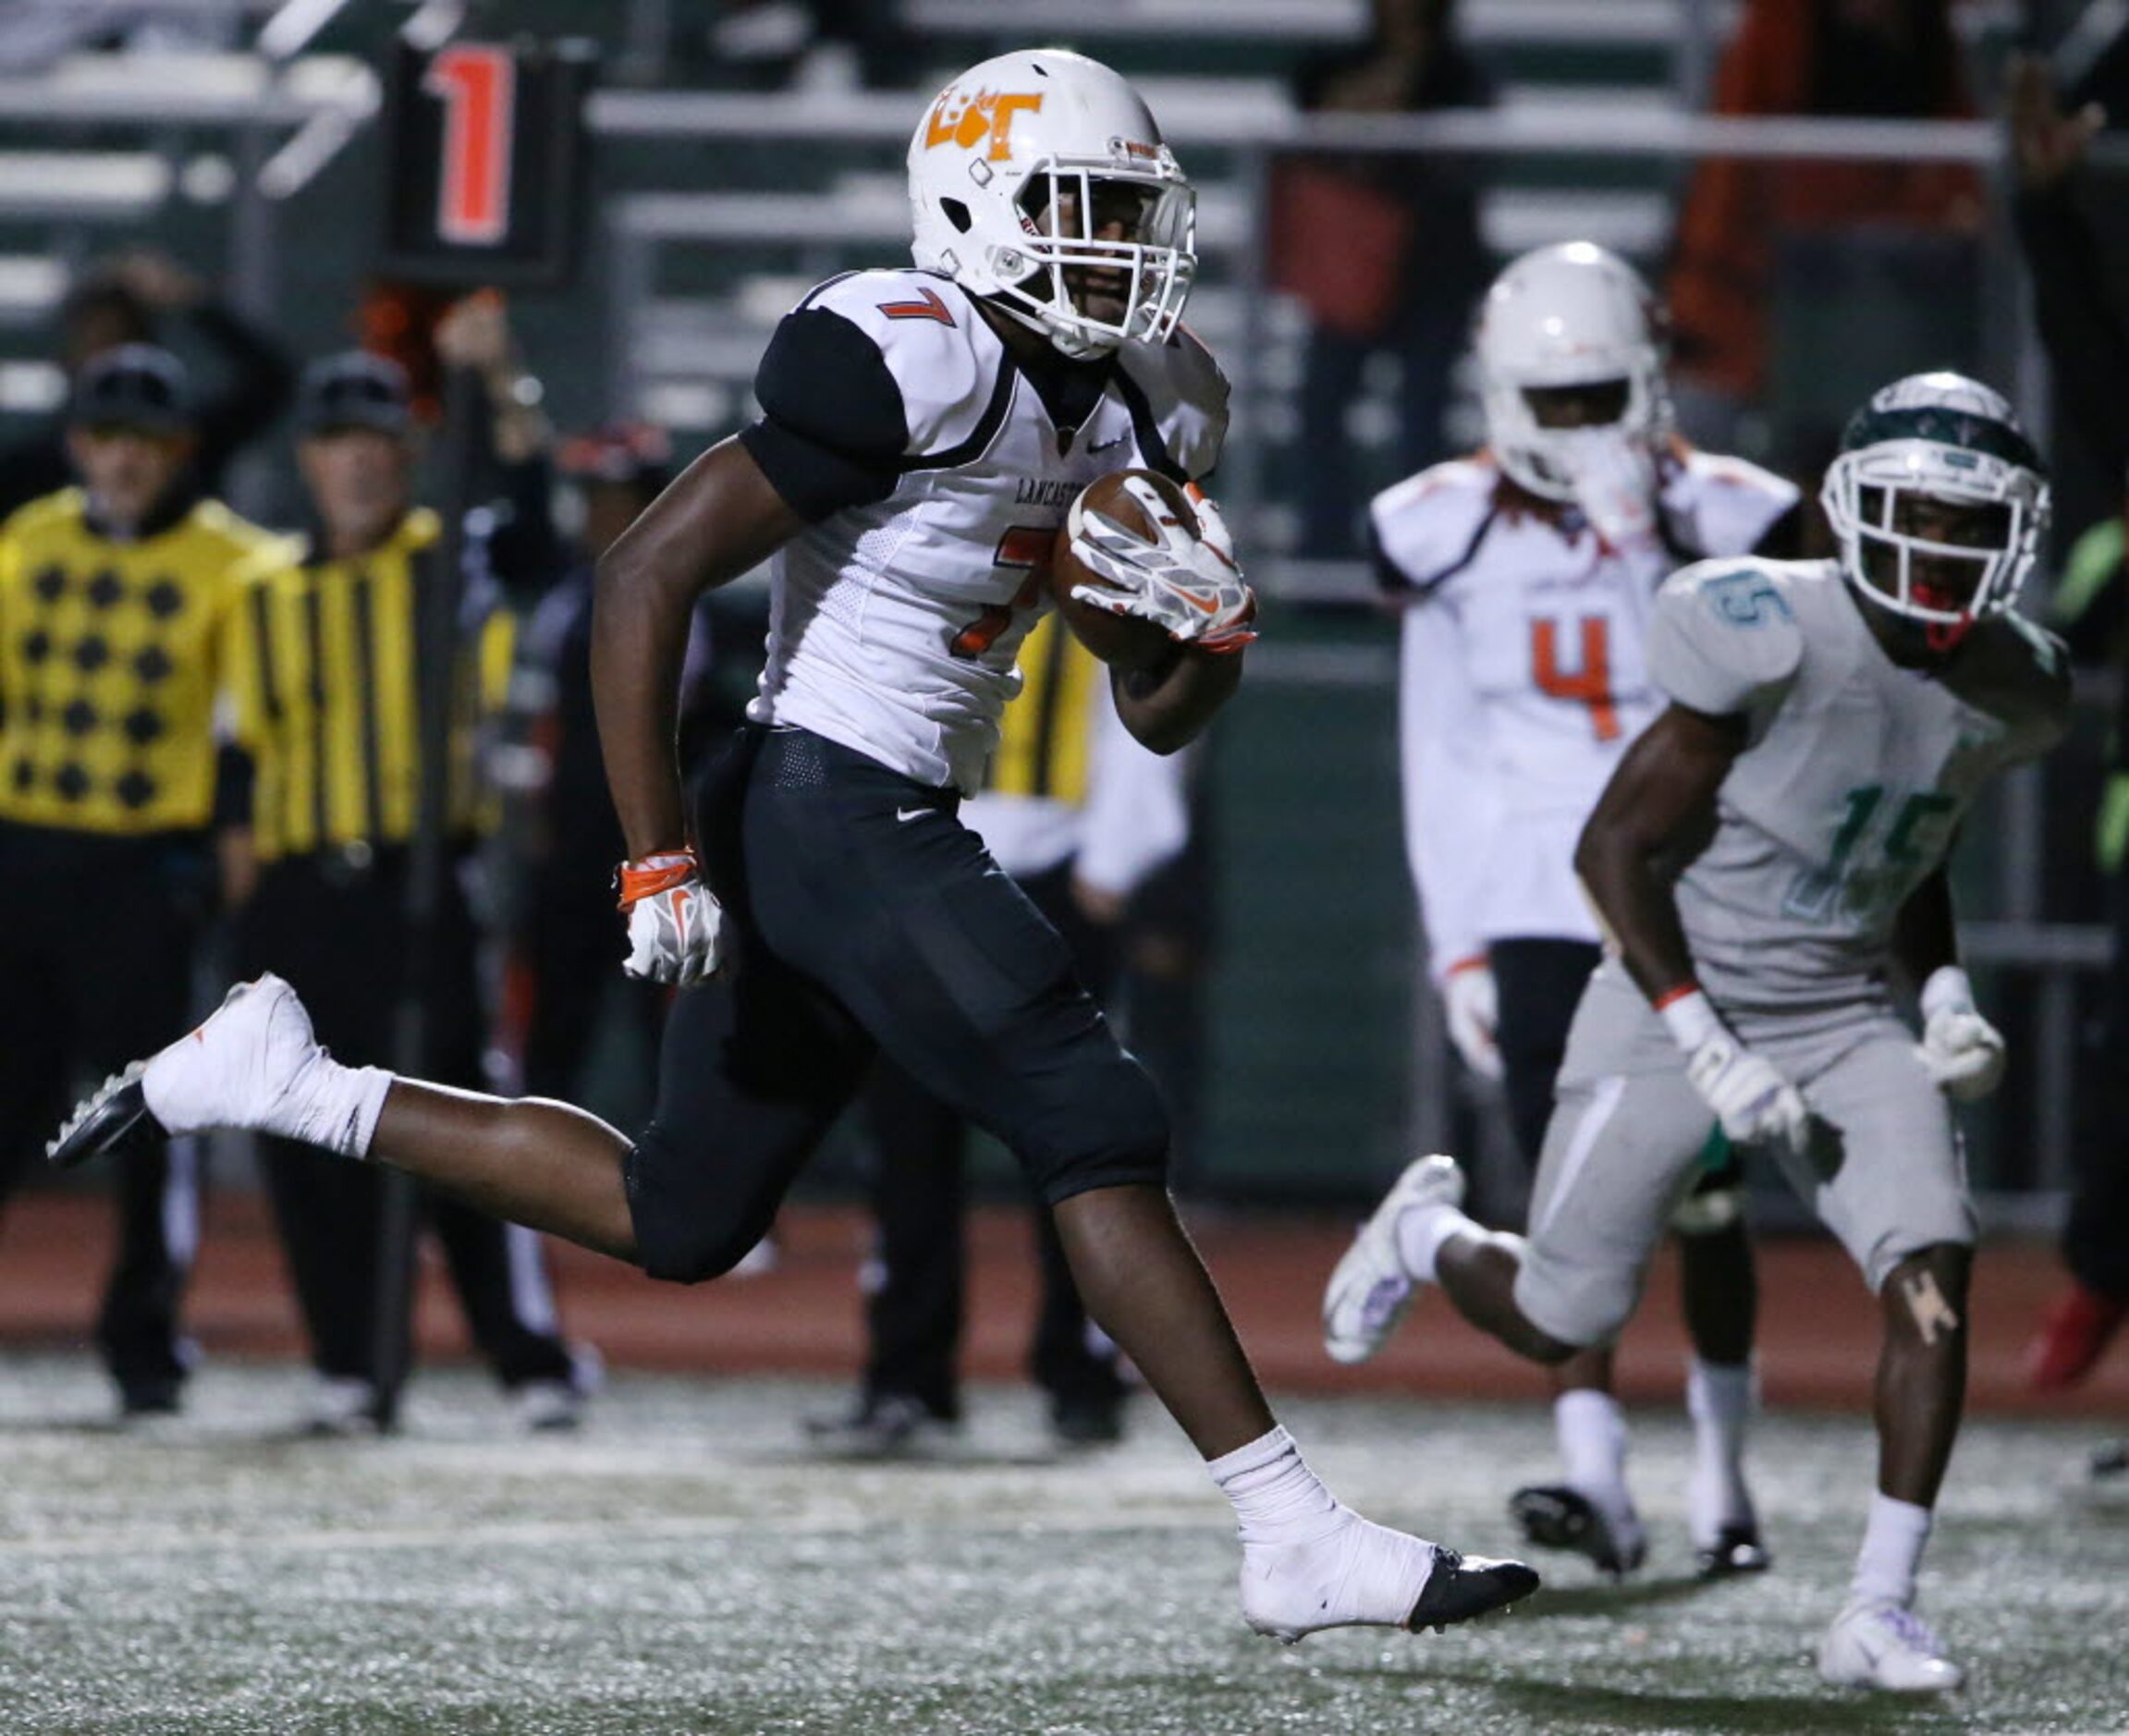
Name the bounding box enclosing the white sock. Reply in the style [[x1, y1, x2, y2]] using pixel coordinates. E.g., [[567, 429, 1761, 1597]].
[[1849, 1492, 1932, 1609], [1554, 1388, 1640, 1546], [275, 1056, 394, 1159], [1394, 1200, 1479, 1284], [1207, 1425, 1346, 1547], [1213, 1424, 1444, 1639], [1686, 1356, 1756, 1541]]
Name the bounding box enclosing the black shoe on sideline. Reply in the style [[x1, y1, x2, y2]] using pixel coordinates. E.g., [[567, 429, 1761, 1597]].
[[1050, 1391, 1125, 1448], [803, 1392, 960, 1459]]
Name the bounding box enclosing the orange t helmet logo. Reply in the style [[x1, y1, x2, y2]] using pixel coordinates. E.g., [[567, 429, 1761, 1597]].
[[923, 89, 1044, 162]]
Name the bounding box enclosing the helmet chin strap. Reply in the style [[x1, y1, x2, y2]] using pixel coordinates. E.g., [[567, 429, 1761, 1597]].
[[987, 284, 1121, 361]]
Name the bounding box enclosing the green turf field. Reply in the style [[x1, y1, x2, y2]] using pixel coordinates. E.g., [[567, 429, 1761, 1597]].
[[1, 1355, 2122, 1734]]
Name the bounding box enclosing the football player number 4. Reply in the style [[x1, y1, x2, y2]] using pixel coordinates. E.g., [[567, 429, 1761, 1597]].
[[1532, 617, 1621, 741], [950, 526, 1051, 659], [425, 45, 516, 245]]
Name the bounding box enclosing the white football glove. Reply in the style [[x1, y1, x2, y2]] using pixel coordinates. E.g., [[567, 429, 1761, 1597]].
[[1555, 425, 1659, 549], [1661, 988, 1809, 1157], [618, 849, 725, 986], [1917, 965, 2005, 1100], [1067, 477, 1256, 651], [1440, 956, 1503, 1082]]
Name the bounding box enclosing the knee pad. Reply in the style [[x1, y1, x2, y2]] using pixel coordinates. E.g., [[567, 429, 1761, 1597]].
[[1028, 1056, 1171, 1204]]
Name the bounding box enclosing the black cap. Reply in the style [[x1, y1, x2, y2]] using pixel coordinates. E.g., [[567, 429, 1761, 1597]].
[[67, 344, 192, 434], [297, 349, 412, 435]]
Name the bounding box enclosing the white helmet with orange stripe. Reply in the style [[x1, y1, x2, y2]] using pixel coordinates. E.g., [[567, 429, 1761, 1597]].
[[907, 47, 1196, 361]]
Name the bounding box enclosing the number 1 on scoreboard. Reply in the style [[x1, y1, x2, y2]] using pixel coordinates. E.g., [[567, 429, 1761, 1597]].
[[425, 44, 516, 246]]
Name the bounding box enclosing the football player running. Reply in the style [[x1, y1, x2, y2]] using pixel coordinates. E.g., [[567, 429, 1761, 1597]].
[[1323, 372, 2069, 1691], [48, 50, 1534, 1643], [1340, 242, 1799, 1582]]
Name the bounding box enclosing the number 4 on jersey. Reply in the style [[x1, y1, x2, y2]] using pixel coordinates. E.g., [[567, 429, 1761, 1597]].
[[1531, 616, 1621, 741]]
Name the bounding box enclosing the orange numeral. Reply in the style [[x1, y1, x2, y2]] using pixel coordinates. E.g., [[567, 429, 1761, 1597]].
[[1531, 617, 1621, 742], [950, 526, 1051, 659], [426, 44, 515, 245]]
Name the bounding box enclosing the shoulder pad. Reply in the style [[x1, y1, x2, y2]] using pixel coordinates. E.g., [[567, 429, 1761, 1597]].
[[1664, 448, 1802, 558], [1113, 325, 1230, 482], [1646, 556, 1807, 715], [1369, 458, 1499, 596], [797, 269, 1002, 458]]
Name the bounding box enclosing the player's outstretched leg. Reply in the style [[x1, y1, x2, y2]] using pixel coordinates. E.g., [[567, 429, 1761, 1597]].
[[1322, 1155, 1574, 1365], [1328, 1157, 1647, 1576], [49, 974, 642, 1259], [1052, 1182, 1538, 1641], [1817, 1243, 1970, 1694]]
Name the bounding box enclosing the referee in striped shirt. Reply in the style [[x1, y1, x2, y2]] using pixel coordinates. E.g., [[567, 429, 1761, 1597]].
[[222, 344, 591, 1434]]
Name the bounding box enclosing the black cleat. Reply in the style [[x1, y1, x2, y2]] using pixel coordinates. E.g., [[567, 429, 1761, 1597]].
[[1405, 1546, 1540, 1632], [46, 1063, 165, 1170], [1695, 1523, 1772, 1580], [118, 1379, 183, 1420], [2093, 1439, 2127, 1481], [802, 1392, 960, 1459], [1050, 1391, 1126, 1449], [1510, 1484, 1646, 1579]]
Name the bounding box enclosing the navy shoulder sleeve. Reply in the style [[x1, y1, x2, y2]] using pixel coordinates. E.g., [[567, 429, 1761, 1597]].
[[740, 307, 910, 521]]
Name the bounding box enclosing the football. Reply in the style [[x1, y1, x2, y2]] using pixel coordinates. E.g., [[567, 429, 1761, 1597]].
[[1047, 469, 1197, 672]]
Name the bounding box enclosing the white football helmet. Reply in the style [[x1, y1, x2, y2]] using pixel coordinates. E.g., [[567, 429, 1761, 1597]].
[[1474, 241, 1670, 503], [908, 47, 1196, 360], [1821, 372, 2049, 633]]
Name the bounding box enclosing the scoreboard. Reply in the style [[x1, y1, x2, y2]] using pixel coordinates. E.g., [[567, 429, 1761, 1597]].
[[379, 38, 594, 287]]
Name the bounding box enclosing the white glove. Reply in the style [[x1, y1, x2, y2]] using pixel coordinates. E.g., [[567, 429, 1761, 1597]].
[[618, 849, 725, 986], [1917, 964, 2005, 1100], [1440, 956, 1502, 1082], [1555, 426, 1659, 548], [1067, 477, 1256, 651], [1660, 987, 1809, 1157]]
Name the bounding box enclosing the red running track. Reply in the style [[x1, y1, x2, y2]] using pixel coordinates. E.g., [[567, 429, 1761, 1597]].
[[0, 1190, 2123, 1417]]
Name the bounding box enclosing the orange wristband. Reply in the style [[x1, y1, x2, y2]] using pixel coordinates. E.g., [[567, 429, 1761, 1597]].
[[617, 848, 698, 911]]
